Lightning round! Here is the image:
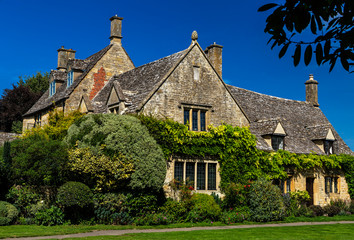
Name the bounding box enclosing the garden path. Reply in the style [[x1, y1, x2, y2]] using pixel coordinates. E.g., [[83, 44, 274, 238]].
[[6, 221, 354, 240]]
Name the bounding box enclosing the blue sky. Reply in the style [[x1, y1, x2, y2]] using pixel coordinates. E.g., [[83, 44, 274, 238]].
[[0, 0, 353, 150]]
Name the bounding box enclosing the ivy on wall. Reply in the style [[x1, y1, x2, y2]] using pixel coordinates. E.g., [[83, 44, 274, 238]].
[[138, 115, 354, 197]]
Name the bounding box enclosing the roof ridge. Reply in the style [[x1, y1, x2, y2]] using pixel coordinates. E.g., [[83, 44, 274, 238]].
[[227, 84, 308, 104]]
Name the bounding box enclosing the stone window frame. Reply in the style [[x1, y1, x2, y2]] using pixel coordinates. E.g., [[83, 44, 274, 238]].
[[173, 159, 219, 191], [108, 103, 120, 114], [325, 176, 339, 194], [181, 103, 212, 132]]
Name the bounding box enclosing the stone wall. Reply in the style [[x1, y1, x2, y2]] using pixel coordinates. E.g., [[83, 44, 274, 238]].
[[0, 132, 21, 146], [65, 42, 134, 113], [142, 45, 249, 127]]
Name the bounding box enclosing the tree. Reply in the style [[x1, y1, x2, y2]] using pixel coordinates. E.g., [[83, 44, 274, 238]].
[[17, 72, 49, 94], [259, 1, 354, 72], [0, 84, 40, 132], [0, 72, 49, 132]]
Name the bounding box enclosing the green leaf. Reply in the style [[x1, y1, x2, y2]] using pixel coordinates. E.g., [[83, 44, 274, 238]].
[[315, 43, 323, 65], [293, 45, 301, 67], [279, 43, 289, 59], [304, 45, 312, 66], [310, 15, 316, 34], [258, 3, 278, 12]]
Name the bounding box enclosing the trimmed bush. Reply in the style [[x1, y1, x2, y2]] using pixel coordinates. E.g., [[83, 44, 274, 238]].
[[222, 182, 250, 209], [57, 182, 93, 208], [249, 178, 285, 222], [65, 114, 166, 191], [186, 193, 221, 222], [159, 198, 188, 222], [6, 185, 40, 217], [0, 201, 19, 225]]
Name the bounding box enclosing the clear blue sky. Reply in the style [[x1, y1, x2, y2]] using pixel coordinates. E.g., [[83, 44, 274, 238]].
[[0, 0, 353, 150]]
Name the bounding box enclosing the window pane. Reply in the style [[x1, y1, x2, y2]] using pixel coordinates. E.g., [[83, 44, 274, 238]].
[[325, 177, 330, 193], [186, 162, 195, 186], [334, 177, 338, 193], [197, 163, 206, 190], [329, 177, 333, 193], [271, 136, 284, 151], [192, 110, 198, 131], [184, 109, 190, 126], [174, 162, 184, 184], [200, 111, 206, 131], [208, 163, 217, 190], [286, 178, 291, 193]]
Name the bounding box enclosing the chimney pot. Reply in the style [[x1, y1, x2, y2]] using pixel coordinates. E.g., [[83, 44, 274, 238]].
[[57, 47, 76, 71]]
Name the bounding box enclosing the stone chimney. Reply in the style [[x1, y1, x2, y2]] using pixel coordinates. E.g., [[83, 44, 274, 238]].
[[110, 15, 123, 44], [204, 43, 223, 78], [57, 46, 76, 72], [305, 74, 319, 107]]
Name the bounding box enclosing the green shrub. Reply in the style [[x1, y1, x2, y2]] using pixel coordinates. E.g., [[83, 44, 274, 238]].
[[94, 193, 129, 224], [28, 201, 46, 218], [295, 205, 315, 217], [222, 182, 251, 209], [35, 206, 65, 226], [134, 212, 173, 226], [330, 199, 349, 212], [186, 193, 221, 222], [309, 205, 324, 216], [10, 137, 69, 187], [0, 217, 10, 226], [159, 198, 188, 222], [323, 205, 341, 217], [350, 200, 354, 214], [65, 114, 166, 191], [124, 193, 161, 217], [220, 207, 250, 224], [57, 182, 93, 208], [0, 201, 19, 225], [249, 178, 285, 222], [6, 185, 40, 217]]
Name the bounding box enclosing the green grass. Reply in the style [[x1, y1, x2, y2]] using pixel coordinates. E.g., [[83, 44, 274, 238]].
[[59, 224, 354, 240], [0, 215, 353, 239]]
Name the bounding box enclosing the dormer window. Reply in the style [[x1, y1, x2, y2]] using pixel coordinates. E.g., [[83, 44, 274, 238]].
[[324, 140, 334, 155], [183, 107, 207, 131], [67, 70, 74, 87], [271, 135, 284, 151], [49, 81, 56, 97]]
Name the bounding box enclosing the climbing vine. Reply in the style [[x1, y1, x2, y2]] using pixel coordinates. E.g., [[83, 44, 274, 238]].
[[138, 114, 354, 195]]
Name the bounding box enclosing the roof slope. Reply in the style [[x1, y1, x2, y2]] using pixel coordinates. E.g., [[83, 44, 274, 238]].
[[24, 45, 113, 116], [93, 49, 188, 113], [227, 85, 353, 154]]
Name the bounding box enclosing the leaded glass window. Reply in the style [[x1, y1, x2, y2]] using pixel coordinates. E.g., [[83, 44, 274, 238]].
[[197, 163, 206, 190], [192, 110, 198, 131], [271, 135, 284, 151], [200, 111, 206, 131], [174, 162, 184, 184], [186, 162, 195, 184], [184, 109, 190, 126], [208, 163, 217, 190]]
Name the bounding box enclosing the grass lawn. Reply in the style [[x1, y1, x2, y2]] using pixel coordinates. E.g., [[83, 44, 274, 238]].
[[58, 224, 354, 240], [0, 215, 353, 239]]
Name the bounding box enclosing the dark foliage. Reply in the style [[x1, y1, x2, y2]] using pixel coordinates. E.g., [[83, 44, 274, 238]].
[[309, 205, 324, 216], [10, 136, 69, 187], [323, 204, 341, 217], [0, 84, 41, 132], [259, 1, 354, 72]]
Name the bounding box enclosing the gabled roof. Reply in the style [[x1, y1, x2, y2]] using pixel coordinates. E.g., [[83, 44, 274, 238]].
[[23, 45, 113, 117], [227, 85, 353, 155], [92, 49, 188, 113]]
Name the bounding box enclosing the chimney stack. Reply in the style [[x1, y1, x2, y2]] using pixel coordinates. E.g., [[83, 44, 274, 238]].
[[305, 74, 319, 107], [110, 15, 123, 44], [204, 43, 223, 78], [57, 46, 76, 71]]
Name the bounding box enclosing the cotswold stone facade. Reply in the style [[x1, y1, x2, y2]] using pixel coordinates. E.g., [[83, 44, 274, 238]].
[[23, 15, 353, 206]]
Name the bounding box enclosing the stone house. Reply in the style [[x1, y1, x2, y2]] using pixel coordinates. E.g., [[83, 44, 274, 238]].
[[23, 15, 353, 206]]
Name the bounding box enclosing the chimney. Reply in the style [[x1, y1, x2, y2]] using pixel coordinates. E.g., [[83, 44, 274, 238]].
[[205, 43, 223, 78], [110, 15, 123, 44], [305, 74, 319, 107], [57, 46, 76, 72]]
